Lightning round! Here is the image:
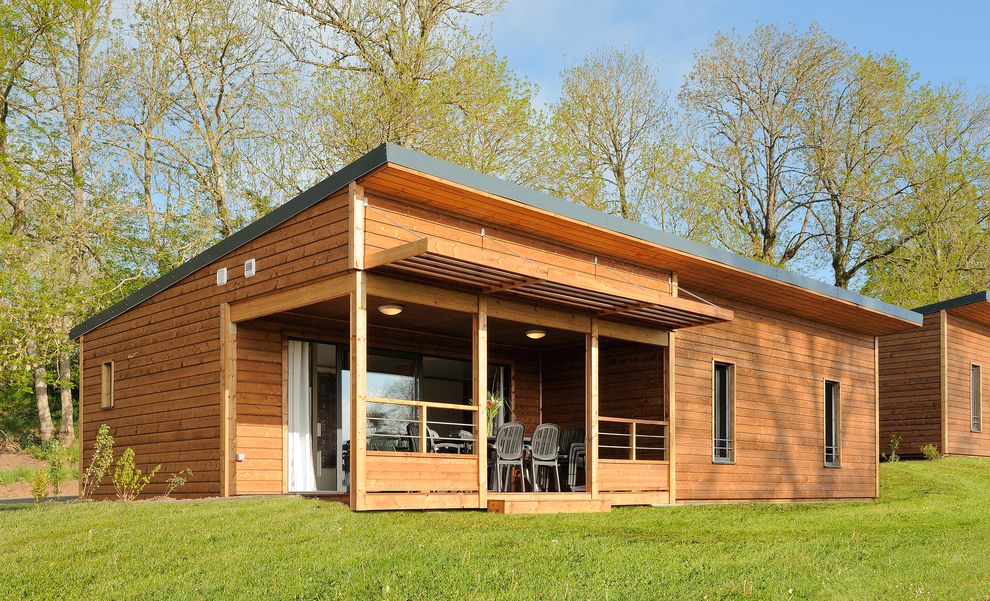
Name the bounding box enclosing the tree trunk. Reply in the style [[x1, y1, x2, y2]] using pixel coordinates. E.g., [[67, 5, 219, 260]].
[[58, 345, 75, 446], [26, 338, 55, 442]]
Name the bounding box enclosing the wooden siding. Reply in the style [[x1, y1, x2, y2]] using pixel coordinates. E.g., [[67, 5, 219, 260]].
[[598, 460, 669, 492], [362, 192, 674, 300], [365, 452, 479, 493], [944, 313, 990, 456], [674, 293, 879, 501], [80, 190, 351, 498], [878, 312, 942, 457]]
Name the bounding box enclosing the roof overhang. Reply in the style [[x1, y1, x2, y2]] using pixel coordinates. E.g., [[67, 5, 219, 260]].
[[915, 291, 990, 328], [71, 143, 922, 339], [366, 238, 732, 330]]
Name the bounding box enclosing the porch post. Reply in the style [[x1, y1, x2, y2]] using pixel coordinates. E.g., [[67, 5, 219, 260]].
[[350, 270, 368, 510], [220, 302, 237, 497], [474, 295, 488, 508], [667, 331, 676, 503], [586, 318, 599, 498]]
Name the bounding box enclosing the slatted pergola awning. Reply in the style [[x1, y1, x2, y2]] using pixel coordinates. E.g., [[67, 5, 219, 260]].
[[365, 238, 733, 330]]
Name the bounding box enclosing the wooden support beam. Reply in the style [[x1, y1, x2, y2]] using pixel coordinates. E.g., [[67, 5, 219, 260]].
[[78, 335, 84, 498], [874, 336, 880, 498], [940, 310, 949, 454], [366, 273, 478, 314], [487, 296, 591, 334], [484, 276, 544, 294], [474, 295, 488, 508], [350, 270, 368, 510], [220, 303, 237, 497], [229, 274, 353, 322], [348, 181, 366, 270], [597, 320, 669, 347], [587, 319, 599, 498], [629, 421, 637, 460], [364, 237, 429, 269], [667, 331, 677, 503]]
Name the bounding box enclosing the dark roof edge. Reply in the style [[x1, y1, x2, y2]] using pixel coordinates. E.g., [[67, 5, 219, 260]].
[[72, 142, 922, 339], [69, 144, 391, 339], [383, 144, 923, 327], [913, 291, 990, 315]]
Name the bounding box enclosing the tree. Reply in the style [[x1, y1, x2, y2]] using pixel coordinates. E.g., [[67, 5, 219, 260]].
[[679, 24, 844, 266], [264, 0, 541, 181], [802, 53, 928, 288], [863, 86, 990, 305], [547, 48, 676, 221]]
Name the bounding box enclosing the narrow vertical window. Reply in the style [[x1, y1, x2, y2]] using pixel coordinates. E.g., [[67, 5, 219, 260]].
[[713, 362, 734, 463], [825, 381, 840, 467], [101, 362, 114, 409], [972, 365, 982, 433]]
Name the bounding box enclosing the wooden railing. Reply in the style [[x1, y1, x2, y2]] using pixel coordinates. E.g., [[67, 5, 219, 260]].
[[366, 397, 479, 454], [598, 416, 668, 461]]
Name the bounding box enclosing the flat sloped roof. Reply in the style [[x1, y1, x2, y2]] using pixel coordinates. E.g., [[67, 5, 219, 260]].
[[71, 143, 921, 339]]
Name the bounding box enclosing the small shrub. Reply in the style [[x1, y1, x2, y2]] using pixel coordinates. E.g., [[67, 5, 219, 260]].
[[112, 448, 161, 501], [30, 469, 49, 502], [81, 424, 114, 498], [43, 440, 66, 497], [883, 433, 902, 463], [160, 469, 193, 500], [920, 443, 942, 461]]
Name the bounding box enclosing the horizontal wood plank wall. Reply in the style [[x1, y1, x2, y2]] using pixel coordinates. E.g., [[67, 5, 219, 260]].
[[674, 293, 878, 501], [80, 190, 350, 499], [234, 323, 284, 493], [541, 345, 586, 431], [944, 313, 990, 456], [363, 192, 673, 297], [597, 460, 669, 492], [878, 311, 942, 457]]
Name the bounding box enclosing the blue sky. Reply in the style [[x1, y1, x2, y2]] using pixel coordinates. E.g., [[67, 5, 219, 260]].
[[481, 0, 988, 105]]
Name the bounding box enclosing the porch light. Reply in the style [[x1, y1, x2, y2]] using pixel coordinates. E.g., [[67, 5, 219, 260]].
[[377, 303, 404, 316], [525, 328, 547, 340]]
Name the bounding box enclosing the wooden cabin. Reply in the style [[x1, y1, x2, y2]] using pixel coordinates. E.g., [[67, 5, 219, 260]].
[[879, 292, 990, 458], [72, 144, 921, 513]]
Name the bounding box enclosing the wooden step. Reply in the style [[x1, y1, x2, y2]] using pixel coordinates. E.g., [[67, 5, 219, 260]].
[[486, 498, 612, 514]]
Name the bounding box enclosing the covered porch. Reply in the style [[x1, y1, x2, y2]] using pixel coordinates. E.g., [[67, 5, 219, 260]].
[[220, 236, 731, 513]]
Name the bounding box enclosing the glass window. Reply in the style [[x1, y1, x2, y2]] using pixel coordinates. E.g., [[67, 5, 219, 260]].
[[825, 381, 840, 467], [713, 362, 734, 463], [973, 365, 982, 433]]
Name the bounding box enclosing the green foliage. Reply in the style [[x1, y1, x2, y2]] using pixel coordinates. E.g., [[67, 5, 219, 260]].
[[80, 424, 113, 498], [43, 439, 66, 496], [28, 468, 48, 502], [883, 433, 902, 463], [2, 458, 990, 598], [920, 443, 942, 461], [161, 468, 193, 500], [111, 448, 160, 501]]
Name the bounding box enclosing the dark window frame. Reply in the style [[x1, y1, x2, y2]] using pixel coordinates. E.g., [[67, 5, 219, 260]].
[[824, 380, 841, 468], [712, 361, 735, 464]]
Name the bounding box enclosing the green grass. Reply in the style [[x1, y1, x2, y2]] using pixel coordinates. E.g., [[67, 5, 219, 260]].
[[2, 458, 989, 600]]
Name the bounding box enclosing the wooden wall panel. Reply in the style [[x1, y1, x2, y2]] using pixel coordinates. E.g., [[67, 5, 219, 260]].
[[541, 345, 586, 431], [598, 460, 669, 492], [234, 323, 284, 494], [878, 311, 942, 457], [363, 192, 673, 298], [674, 293, 879, 501], [80, 191, 351, 499], [944, 313, 990, 456]]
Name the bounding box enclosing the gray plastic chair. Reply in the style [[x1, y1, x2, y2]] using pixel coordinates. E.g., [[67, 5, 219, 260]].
[[457, 429, 475, 454], [557, 427, 584, 487], [528, 423, 561, 492], [568, 443, 586, 491], [407, 423, 461, 453], [494, 421, 526, 492]]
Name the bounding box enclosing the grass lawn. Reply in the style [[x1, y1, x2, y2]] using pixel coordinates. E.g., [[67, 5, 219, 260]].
[[2, 458, 989, 600]]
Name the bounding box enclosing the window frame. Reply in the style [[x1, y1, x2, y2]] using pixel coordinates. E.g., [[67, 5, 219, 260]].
[[824, 379, 841, 468], [972, 364, 982, 433], [100, 361, 114, 409], [712, 360, 735, 464]]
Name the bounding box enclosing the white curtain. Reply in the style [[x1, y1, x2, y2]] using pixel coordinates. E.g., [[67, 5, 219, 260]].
[[288, 340, 317, 492]]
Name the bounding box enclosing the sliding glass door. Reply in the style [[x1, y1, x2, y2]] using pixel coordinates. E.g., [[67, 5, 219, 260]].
[[287, 340, 349, 493]]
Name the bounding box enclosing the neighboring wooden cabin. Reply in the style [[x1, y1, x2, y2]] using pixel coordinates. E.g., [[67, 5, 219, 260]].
[[879, 292, 990, 458], [72, 145, 921, 512]]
